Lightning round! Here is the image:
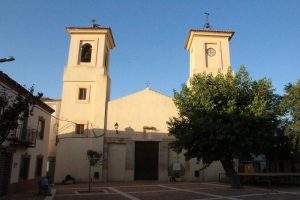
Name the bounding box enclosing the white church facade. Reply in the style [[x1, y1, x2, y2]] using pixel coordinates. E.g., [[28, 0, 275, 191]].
[[44, 23, 234, 183]]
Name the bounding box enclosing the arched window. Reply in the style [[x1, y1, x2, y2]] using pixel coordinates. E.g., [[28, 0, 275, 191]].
[[80, 43, 92, 62]]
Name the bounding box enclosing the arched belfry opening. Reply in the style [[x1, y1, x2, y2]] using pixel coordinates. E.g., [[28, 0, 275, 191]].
[[80, 43, 92, 62]]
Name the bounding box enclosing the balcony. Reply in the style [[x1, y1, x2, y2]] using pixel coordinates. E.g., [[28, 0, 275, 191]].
[[7, 126, 37, 147]]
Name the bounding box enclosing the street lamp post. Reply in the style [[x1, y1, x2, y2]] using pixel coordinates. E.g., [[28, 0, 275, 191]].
[[114, 123, 119, 134]]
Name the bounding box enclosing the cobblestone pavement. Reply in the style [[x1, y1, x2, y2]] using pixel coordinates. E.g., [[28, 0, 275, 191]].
[[53, 182, 300, 200]]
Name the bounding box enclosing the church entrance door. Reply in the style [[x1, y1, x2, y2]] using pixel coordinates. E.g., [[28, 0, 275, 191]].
[[134, 141, 159, 180]]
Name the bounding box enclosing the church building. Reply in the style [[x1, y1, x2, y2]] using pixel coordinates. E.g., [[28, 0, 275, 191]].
[[44, 22, 234, 183]]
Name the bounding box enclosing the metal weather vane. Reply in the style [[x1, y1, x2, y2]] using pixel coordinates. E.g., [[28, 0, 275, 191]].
[[203, 12, 212, 30], [91, 19, 100, 28], [145, 81, 151, 88]]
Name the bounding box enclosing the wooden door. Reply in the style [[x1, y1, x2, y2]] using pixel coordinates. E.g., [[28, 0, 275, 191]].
[[134, 142, 159, 180]]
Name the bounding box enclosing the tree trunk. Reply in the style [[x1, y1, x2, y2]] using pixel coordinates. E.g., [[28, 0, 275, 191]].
[[220, 159, 242, 188]]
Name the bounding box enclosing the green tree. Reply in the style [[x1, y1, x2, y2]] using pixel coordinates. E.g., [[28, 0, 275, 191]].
[[0, 86, 42, 145], [167, 66, 281, 187], [281, 80, 300, 167], [87, 150, 102, 192]]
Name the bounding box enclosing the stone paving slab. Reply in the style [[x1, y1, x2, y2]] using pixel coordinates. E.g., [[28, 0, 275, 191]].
[[240, 193, 300, 200], [4, 194, 44, 200], [115, 185, 172, 192], [168, 183, 211, 189], [131, 190, 211, 200], [54, 194, 128, 200], [4, 190, 44, 200], [190, 187, 271, 197], [55, 186, 115, 194], [51, 182, 300, 200]]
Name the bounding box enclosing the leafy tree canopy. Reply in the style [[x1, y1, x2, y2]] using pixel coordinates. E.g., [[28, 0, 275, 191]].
[[86, 149, 103, 192], [87, 150, 102, 166], [281, 80, 300, 162], [168, 66, 282, 186], [0, 85, 42, 145]]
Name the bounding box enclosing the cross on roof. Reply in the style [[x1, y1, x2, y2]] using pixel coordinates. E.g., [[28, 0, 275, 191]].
[[203, 12, 212, 29], [91, 19, 100, 28], [145, 81, 151, 88]]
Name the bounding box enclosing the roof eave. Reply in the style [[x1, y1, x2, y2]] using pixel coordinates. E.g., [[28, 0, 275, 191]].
[[65, 27, 116, 49], [0, 71, 55, 114], [185, 29, 235, 50]]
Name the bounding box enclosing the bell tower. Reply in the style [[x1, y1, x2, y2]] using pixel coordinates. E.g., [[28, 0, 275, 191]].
[[185, 17, 234, 78], [59, 23, 115, 135], [55, 23, 115, 182]]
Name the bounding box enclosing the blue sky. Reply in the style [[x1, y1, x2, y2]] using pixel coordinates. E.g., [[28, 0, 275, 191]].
[[1, 0, 299, 99]]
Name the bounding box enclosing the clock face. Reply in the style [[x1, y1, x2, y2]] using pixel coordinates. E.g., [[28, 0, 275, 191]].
[[206, 48, 216, 57]]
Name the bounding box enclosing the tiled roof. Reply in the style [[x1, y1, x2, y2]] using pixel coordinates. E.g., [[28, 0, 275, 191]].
[[66, 26, 111, 30], [41, 97, 61, 102], [0, 71, 55, 114], [190, 28, 235, 35]]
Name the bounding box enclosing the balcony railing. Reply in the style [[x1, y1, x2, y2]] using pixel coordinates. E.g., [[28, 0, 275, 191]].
[[7, 126, 37, 147]]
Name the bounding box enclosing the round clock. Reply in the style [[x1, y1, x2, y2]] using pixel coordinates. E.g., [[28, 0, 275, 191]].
[[206, 48, 216, 57]]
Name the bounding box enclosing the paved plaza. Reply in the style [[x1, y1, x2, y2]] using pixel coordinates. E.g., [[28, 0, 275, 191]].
[[52, 182, 300, 200]]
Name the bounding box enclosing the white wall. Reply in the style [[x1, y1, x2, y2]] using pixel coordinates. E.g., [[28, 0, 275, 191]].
[[54, 135, 103, 183], [9, 105, 52, 184]]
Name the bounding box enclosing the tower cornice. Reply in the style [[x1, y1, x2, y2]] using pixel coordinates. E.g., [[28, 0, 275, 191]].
[[66, 27, 116, 49], [185, 29, 234, 50]]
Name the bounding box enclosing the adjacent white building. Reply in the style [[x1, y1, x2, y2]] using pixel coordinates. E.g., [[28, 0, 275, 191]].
[[0, 71, 54, 195]]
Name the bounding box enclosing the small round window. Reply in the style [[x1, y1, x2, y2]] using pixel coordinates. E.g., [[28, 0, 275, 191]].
[[206, 48, 216, 57]]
